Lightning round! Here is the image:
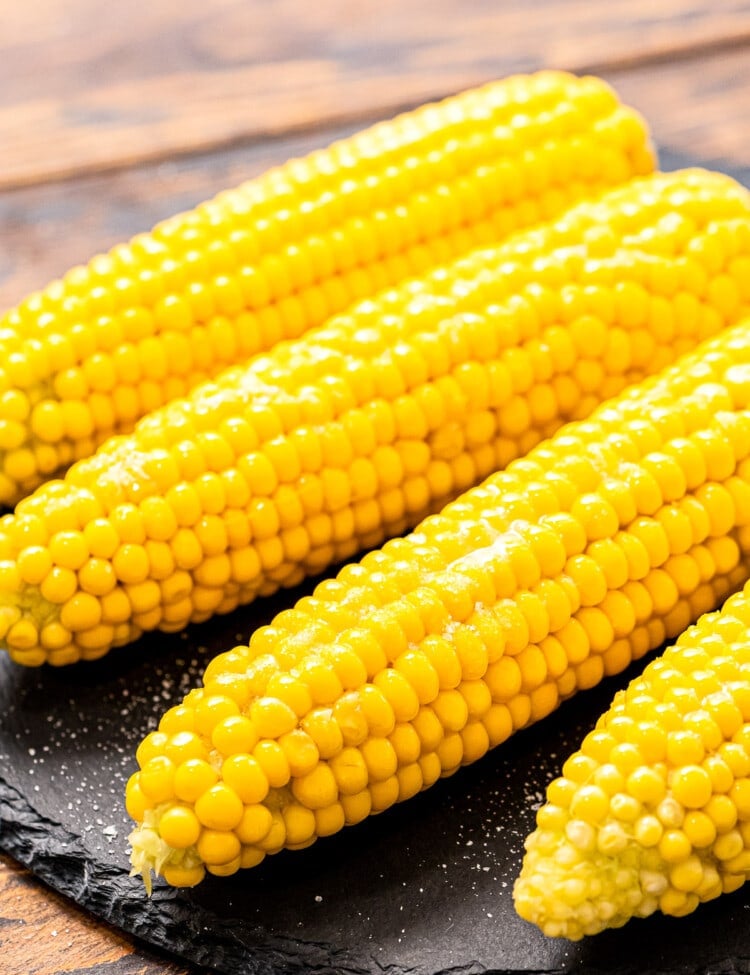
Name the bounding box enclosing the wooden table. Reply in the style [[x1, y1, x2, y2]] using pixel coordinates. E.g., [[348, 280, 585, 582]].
[[1, 2, 750, 972]]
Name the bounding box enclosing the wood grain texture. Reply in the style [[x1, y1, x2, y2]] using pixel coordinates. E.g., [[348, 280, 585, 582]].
[[3, 45, 750, 316], [3, 0, 750, 188], [606, 46, 750, 174], [0, 855, 195, 975], [0, 121, 359, 314]]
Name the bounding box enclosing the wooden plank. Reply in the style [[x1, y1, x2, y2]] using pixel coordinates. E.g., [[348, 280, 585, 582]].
[[605, 45, 750, 176], [2, 0, 750, 189], [3, 44, 750, 317], [0, 120, 361, 313], [0, 854, 193, 975]]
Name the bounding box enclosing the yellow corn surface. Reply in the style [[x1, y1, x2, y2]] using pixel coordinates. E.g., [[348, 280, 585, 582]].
[[515, 581, 750, 940], [0, 71, 654, 507], [1, 170, 748, 669], [126, 312, 750, 892]]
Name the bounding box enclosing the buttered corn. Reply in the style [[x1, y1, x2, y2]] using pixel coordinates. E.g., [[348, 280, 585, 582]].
[[0, 71, 654, 506], [128, 313, 750, 891], [515, 578, 750, 939], [1, 170, 749, 668]]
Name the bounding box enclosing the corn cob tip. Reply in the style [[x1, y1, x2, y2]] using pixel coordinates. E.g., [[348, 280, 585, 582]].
[[515, 583, 750, 939], [514, 818, 658, 939], [128, 823, 159, 897], [128, 812, 206, 895]]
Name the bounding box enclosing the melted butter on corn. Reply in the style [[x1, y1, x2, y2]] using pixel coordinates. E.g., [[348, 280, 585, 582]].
[[1, 170, 749, 668], [127, 310, 750, 891], [515, 580, 750, 939], [0, 71, 654, 506]]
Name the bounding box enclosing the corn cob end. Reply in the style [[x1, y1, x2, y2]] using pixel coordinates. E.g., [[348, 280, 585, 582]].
[[515, 587, 750, 939], [514, 815, 660, 939], [128, 811, 206, 894]]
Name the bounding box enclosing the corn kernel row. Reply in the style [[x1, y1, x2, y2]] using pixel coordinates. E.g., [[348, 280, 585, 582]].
[[0, 72, 654, 506], [127, 312, 750, 890], [514, 575, 750, 939], [1, 170, 748, 668]]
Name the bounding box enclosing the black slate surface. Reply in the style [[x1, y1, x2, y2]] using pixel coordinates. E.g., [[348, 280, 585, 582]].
[[3, 151, 750, 975], [2, 568, 750, 975]]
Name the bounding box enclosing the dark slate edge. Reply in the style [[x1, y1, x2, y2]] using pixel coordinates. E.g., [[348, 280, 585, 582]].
[[0, 776, 368, 975], [1, 774, 506, 975], [5, 771, 750, 975]]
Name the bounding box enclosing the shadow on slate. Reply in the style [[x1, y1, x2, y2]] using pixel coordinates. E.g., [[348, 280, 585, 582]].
[[3, 573, 750, 975], [2, 148, 750, 975]]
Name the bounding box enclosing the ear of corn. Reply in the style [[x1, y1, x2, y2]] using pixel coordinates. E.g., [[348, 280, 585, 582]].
[[1, 170, 748, 669], [0, 71, 654, 507], [127, 310, 750, 892], [514, 578, 750, 940]]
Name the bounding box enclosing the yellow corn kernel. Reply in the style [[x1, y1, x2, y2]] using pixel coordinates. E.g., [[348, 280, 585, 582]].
[[157, 806, 201, 850], [196, 829, 241, 866], [131, 312, 750, 891], [194, 783, 244, 831], [514, 576, 750, 939], [6, 170, 750, 667], [0, 71, 654, 506], [160, 864, 205, 890]]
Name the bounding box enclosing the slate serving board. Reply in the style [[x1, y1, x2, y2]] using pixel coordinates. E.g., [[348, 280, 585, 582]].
[[3, 152, 750, 975], [2, 568, 750, 975]]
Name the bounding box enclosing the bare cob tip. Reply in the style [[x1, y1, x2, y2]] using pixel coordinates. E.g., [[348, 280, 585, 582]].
[[128, 822, 161, 897], [128, 812, 206, 895], [0, 564, 47, 668]]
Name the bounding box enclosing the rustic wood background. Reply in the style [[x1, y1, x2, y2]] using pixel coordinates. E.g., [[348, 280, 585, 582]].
[[2, 0, 750, 972]]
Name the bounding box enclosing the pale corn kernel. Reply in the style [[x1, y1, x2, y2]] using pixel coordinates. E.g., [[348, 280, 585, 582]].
[[515, 580, 750, 939]]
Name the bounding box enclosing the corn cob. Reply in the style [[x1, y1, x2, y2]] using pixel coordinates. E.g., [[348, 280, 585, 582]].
[[2, 170, 749, 670], [127, 311, 750, 892], [0, 72, 653, 507], [514, 579, 750, 940]]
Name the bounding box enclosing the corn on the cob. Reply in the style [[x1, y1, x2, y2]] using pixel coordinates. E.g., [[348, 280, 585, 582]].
[[2, 170, 749, 669], [514, 578, 750, 940], [127, 311, 750, 892], [0, 72, 653, 507]]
